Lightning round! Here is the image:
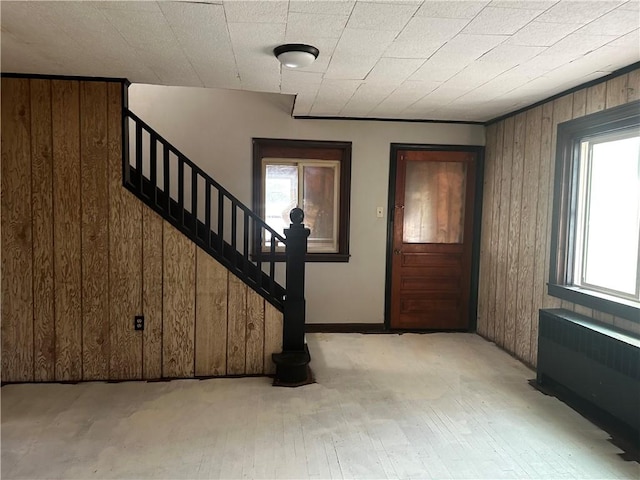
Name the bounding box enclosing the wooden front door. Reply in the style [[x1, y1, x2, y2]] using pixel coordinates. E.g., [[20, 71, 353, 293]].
[[389, 148, 477, 330]]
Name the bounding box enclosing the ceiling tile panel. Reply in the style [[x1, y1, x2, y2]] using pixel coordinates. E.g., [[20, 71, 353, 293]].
[[311, 79, 361, 115], [325, 29, 398, 79], [289, 1, 355, 16], [286, 12, 349, 38], [1, 0, 639, 122], [346, 2, 419, 31], [463, 6, 544, 35], [574, 8, 640, 36], [365, 58, 426, 84], [395, 16, 469, 43], [506, 20, 580, 46], [223, 1, 288, 23], [281, 70, 323, 94], [384, 40, 444, 60], [620, 0, 640, 10], [370, 80, 441, 115], [160, 3, 236, 67], [535, 1, 624, 24], [489, 1, 557, 10], [477, 44, 546, 65], [415, 1, 489, 19]]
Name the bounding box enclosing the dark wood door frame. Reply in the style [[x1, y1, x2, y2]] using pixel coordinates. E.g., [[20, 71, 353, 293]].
[[384, 143, 485, 331]]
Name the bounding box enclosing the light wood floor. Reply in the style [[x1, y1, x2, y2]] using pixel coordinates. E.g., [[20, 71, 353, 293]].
[[2, 333, 638, 479]]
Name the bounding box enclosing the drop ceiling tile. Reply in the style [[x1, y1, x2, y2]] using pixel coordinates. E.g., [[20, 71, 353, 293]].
[[366, 58, 425, 84], [94, 1, 162, 12], [228, 22, 285, 51], [506, 21, 580, 46], [489, 1, 557, 10], [193, 63, 241, 90], [384, 40, 444, 59], [414, 1, 489, 19], [325, 29, 398, 79], [340, 82, 396, 115], [281, 70, 323, 94], [370, 80, 441, 115], [311, 79, 361, 114], [463, 6, 543, 35], [620, 0, 640, 10], [545, 33, 619, 59], [396, 16, 469, 43], [574, 8, 639, 36], [478, 44, 546, 65], [292, 93, 315, 116], [289, 1, 355, 16], [286, 11, 349, 38], [535, 1, 623, 24], [409, 56, 469, 82], [223, 1, 288, 23], [160, 3, 236, 67], [607, 29, 640, 49], [346, 2, 418, 31], [1, 2, 75, 48]]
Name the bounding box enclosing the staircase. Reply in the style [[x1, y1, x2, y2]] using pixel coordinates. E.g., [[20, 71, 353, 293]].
[[123, 110, 310, 384]]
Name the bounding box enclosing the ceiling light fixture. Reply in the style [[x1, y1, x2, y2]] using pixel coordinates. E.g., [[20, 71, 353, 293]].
[[273, 44, 319, 69]]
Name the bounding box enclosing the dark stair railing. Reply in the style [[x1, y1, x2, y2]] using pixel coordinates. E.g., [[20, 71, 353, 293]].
[[123, 110, 310, 385]]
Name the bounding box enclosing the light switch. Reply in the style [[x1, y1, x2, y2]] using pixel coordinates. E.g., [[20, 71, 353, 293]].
[[376, 206, 384, 218]]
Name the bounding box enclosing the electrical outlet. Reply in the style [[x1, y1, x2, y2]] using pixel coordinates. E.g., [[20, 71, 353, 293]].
[[134, 315, 144, 331]]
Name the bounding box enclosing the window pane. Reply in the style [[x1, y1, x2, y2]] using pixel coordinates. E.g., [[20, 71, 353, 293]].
[[303, 165, 338, 252], [581, 136, 640, 295], [264, 164, 298, 242], [403, 161, 466, 243]]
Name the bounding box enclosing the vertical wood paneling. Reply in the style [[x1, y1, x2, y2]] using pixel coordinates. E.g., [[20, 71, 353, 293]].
[[246, 289, 265, 375], [1, 78, 34, 382], [530, 101, 554, 366], [227, 274, 247, 375], [487, 122, 504, 341], [585, 82, 606, 114], [162, 223, 196, 378], [2, 77, 283, 382], [142, 205, 163, 379], [195, 248, 228, 377], [264, 303, 283, 375], [515, 107, 542, 363], [605, 74, 628, 108], [80, 82, 110, 380], [572, 88, 586, 118], [108, 82, 143, 380], [30, 79, 55, 382], [477, 124, 496, 336], [503, 113, 526, 352], [481, 70, 639, 367], [494, 116, 514, 348], [52, 80, 82, 382], [627, 70, 640, 102]]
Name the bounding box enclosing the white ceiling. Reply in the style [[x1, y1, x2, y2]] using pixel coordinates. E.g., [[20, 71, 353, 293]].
[[1, 0, 639, 122]]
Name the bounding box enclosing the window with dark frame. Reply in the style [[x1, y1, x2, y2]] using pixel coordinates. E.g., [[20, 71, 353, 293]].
[[252, 138, 351, 262], [549, 101, 640, 321]]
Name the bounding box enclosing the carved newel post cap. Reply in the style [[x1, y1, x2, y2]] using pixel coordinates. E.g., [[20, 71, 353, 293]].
[[290, 207, 304, 225]]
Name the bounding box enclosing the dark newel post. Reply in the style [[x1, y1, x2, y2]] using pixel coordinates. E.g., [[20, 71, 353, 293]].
[[272, 208, 311, 386]]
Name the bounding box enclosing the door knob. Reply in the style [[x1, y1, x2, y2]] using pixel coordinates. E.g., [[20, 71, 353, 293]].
[[394, 249, 401, 255]]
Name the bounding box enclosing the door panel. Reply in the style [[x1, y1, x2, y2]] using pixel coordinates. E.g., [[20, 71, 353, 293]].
[[390, 149, 476, 330]]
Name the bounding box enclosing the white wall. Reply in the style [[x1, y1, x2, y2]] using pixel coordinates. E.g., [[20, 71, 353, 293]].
[[128, 84, 485, 325]]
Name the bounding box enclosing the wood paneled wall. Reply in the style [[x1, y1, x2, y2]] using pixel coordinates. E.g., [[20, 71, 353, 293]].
[[1, 77, 283, 382], [477, 69, 640, 367]]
